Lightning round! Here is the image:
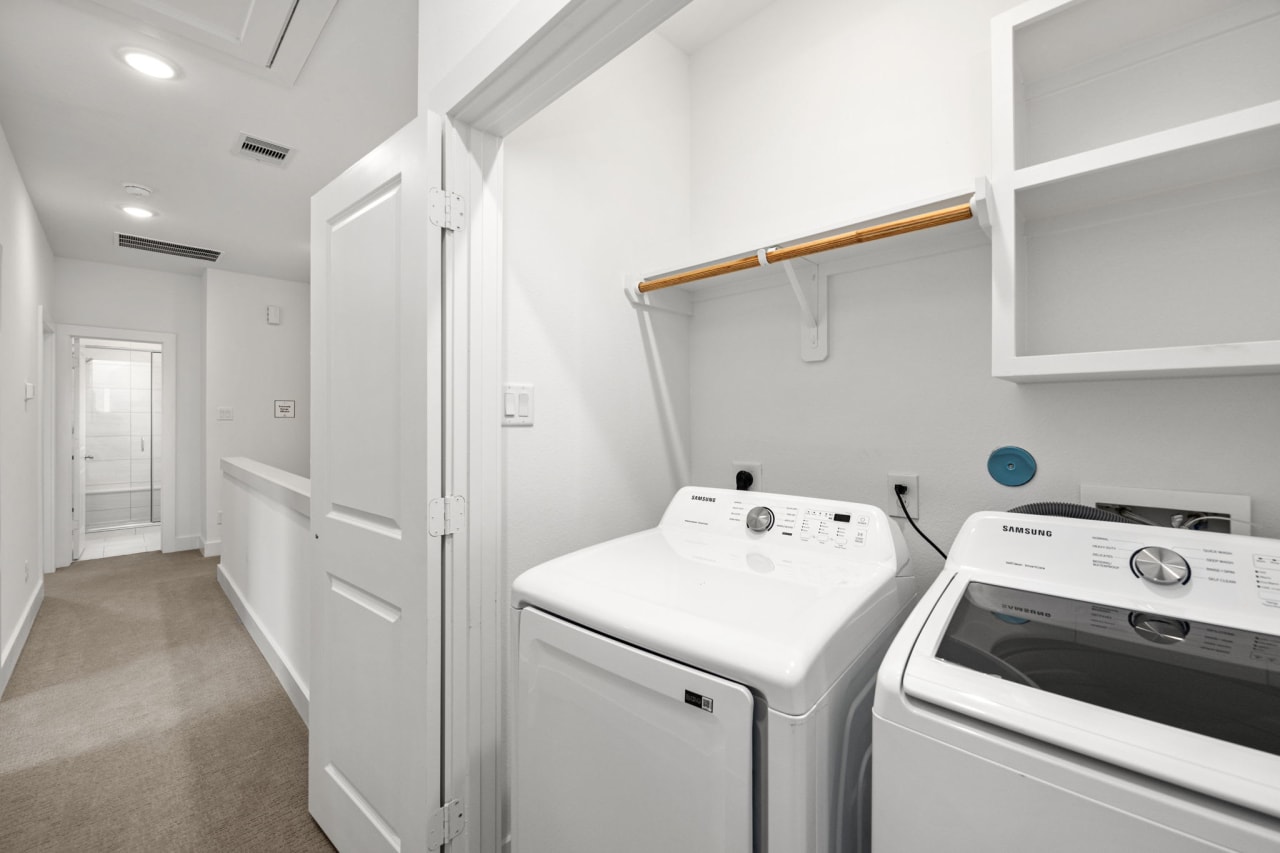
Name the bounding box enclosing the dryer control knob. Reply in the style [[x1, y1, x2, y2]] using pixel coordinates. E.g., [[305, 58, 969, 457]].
[[1130, 547, 1191, 585], [745, 506, 775, 532]]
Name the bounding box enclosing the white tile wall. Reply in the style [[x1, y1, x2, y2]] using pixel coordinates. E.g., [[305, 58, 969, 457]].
[[87, 507, 132, 527], [87, 435, 131, 460], [88, 411, 130, 435], [86, 491, 131, 511], [129, 362, 151, 388], [129, 489, 157, 508], [86, 459, 130, 486], [88, 361, 130, 389]]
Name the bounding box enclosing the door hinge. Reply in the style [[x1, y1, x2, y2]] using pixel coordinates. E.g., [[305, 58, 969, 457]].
[[428, 188, 466, 231], [427, 799, 465, 849], [428, 496, 466, 537]]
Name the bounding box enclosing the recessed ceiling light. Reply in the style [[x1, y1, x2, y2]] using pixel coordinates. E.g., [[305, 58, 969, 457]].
[[121, 205, 155, 219], [121, 50, 178, 80]]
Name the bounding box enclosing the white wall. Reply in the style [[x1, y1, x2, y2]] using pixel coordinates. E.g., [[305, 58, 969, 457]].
[[686, 0, 1019, 260], [678, 0, 1280, 583], [0, 120, 55, 695], [419, 0, 523, 110], [502, 32, 693, 573], [53, 258, 205, 554], [689, 238, 1280, 581], [218, 457, 311, 722], [204, 269, 309, 555]]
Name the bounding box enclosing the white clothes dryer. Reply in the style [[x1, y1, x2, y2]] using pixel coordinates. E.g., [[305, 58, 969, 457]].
[[511, 487, 914, 853], [874, 510, 1280, 852]]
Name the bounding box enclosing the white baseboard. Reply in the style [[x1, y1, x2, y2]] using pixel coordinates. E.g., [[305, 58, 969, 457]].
[[173, 534, 201, 553], [0, 579, 45, 700], [200, 537, 222, 558], [216, 563, 309, 724]]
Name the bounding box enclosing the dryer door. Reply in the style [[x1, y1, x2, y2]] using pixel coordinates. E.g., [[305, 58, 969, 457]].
[[515, 607, 754, 853]]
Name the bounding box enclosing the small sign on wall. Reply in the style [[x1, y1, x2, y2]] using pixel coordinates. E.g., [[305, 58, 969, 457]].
[[275, 400, 296, 418]]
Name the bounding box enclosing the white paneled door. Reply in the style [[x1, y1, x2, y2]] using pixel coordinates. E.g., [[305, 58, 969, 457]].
[[309, 115, 444, 852]]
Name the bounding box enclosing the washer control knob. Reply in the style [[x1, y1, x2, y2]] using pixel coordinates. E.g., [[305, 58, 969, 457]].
[[745, 506, 775, 533], [1130, 547, 1191, 585], [1129, 612, 1191, 645]]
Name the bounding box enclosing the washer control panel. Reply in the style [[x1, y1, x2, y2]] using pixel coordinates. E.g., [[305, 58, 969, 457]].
[[953, 512, 1280, 625]]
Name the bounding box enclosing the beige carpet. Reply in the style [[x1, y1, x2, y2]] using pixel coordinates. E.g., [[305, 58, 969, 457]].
[[0, 549, 335, 852]]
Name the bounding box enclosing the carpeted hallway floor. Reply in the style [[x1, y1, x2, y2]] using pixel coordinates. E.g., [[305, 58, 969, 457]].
[[0, 549, 335, 852]]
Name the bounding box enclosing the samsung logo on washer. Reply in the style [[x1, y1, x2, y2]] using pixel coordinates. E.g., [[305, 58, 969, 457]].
[[1002, 525, 1053, 537], [691, 495, 717, 503], [1002, 604, 1052, 619]]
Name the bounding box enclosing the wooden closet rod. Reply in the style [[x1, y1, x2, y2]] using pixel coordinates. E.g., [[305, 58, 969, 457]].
[[637, 201, 974, 293]]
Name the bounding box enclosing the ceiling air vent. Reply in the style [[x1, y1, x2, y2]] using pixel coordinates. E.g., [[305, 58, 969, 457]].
[[118, 233, 221, 262], [235, 132, 295, 166]]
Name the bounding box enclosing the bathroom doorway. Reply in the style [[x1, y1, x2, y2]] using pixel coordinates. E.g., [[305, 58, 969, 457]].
[[73, 337, 162, 560], [53, 324, 177, 566]]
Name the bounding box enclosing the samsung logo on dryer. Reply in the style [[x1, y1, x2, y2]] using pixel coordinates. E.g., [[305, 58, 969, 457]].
[[1002, 525, 1053, 537], [691, 495, 717, 503]]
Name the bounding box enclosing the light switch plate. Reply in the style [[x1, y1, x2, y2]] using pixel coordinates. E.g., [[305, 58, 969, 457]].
[[502, 384, 533, 427], [217, 406, 234, 421]]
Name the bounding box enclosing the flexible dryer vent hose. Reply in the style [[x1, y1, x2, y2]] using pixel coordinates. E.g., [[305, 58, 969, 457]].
[[1008, 502, 1137, 525]]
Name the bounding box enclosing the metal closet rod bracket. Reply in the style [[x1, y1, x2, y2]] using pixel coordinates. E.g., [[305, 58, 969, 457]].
[[758, 252, 828, 362]]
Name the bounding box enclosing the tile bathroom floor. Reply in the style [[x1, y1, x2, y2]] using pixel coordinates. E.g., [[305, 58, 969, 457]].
[[78, 524, 161, 560]]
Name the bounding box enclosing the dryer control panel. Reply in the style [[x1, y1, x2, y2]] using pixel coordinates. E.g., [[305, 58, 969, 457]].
[[661, 487, 881, 553]]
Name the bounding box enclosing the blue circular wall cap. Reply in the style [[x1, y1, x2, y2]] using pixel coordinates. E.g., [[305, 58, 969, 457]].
[[988, 446, 1036, 486]]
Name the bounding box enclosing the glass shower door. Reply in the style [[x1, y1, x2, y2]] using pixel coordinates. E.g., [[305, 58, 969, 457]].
[[82, 340, 161, 533]]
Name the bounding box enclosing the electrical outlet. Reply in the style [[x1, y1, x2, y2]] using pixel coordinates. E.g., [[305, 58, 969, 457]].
[[887, 474, 919, 519], [732, 461, 762, 491], [24, 560, 30, 582], [217, 511, 223, 525]]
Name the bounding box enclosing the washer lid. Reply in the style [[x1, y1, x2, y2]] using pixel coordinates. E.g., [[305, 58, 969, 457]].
[[512, 488, 913, 716], [902, 572, 1280, 821]]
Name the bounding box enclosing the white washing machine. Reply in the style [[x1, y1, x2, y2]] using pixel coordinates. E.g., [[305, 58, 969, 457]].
[[874, 510, 1280, 852], [511, 486, 915, 853]]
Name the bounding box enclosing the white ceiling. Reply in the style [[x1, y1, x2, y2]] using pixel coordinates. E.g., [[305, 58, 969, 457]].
[[0, 0, 417, 282]]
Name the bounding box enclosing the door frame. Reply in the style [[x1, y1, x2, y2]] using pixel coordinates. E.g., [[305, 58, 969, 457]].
[[442, 118, 505, 853], [53, 324, 177, 564], [436, 3, 693, 850], [40, 311, 55, 573]]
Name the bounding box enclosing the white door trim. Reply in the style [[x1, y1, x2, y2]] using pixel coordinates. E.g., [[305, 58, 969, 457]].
[[443, 118, 506, 853], [53, 324, 178, 563]]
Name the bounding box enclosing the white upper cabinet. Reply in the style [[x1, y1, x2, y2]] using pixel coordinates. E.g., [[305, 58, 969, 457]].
[[990, 0, 1280, 381]]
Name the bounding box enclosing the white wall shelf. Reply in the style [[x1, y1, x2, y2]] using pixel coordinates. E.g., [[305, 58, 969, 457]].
[[991, 0, 1280, 382], [629, 187, 988, 362], [1011, 0, 1280, 169]]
